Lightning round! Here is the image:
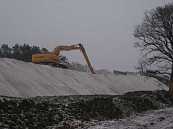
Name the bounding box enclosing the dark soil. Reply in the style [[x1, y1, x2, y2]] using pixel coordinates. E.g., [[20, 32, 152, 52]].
[[0, 90, 172, 129]]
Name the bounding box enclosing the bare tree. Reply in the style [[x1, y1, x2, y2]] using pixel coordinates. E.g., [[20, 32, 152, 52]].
[[134, 3, 173, 95]]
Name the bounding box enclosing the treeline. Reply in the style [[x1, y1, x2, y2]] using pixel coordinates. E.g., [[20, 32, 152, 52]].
[[0, 44, 48, 62]]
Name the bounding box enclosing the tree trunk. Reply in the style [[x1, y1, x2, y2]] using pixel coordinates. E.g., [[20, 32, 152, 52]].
[[169, 62, 173, 96]]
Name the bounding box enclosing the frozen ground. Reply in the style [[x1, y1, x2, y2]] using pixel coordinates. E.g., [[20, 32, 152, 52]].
[[0, 90, 172, 129], [0, 58, 167, 97], [85, 108, 173, 129]]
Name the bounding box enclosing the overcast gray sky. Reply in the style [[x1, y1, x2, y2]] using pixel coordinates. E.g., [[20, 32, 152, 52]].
[[0, 0, 172, 71]]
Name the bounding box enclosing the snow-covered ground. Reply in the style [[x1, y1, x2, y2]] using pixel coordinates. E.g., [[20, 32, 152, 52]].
[[85, 108, 173, 129], [0, 58, 168, 97]]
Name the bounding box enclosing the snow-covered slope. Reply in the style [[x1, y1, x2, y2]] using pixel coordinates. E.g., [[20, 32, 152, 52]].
[[0, 58, 168, 97]]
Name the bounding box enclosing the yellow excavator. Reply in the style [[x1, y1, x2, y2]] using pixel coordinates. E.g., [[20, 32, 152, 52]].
[[32, 43, 95, 74]]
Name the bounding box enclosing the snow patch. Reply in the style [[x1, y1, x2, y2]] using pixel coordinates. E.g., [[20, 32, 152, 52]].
[[85, 108, 173, 129]]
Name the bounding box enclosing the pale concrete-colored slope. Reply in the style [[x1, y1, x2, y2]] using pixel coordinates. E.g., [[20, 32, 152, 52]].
[[0, 58, 167, 97]]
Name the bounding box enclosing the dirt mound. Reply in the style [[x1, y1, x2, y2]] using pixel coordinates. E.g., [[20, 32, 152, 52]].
[[0, 58, 167, 97]]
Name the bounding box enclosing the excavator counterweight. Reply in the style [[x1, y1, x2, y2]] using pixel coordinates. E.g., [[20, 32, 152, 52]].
[[32, 43, 95, 74]]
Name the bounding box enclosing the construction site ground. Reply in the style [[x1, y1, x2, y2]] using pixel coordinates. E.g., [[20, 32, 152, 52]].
[[0, 90, 173, 129]]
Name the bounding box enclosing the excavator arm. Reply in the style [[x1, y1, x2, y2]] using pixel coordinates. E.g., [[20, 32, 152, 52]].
[[78, 44, 95, 74], [53, 44, 95, 74]]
